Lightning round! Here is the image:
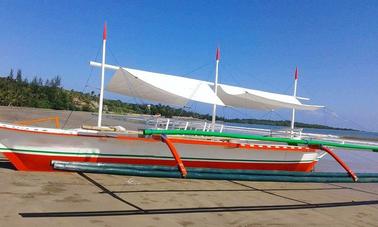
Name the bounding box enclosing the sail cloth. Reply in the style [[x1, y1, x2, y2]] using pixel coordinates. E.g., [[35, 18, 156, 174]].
[[217, 84, 322, 111], [107, 68, 225, 106], [107, 67, 323, 111]]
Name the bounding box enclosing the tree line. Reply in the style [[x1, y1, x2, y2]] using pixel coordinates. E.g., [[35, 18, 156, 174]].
[[1, 69, 74, 109]]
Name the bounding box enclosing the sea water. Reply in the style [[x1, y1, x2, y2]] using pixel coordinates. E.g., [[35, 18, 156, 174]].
[[224, 122, 378, 172], [224, 122, 378, 140]]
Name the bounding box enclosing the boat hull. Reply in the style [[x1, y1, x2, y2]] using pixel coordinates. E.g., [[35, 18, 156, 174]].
[[2, 152, 317, 172], [0, 123, 320, 172]]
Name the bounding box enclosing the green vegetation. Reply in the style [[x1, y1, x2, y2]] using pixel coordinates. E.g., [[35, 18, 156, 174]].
[[0, 69, 94, 111], [224, 118, 351, 130], [0, 69, 352, 131]]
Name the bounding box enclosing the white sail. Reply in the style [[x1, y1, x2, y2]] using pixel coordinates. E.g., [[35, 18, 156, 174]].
[[99, 62, 323, 111], [217, 84, 323, 111], [107, 68, 225, 106]]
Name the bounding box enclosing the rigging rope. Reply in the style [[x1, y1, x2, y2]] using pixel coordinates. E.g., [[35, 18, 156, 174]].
[[62, 42, 102, 129], [323, 107, 369, 131], [108, 46, 154, 116]]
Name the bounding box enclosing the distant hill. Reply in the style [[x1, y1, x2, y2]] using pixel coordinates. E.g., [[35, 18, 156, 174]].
[[0, 69, 354, 131]]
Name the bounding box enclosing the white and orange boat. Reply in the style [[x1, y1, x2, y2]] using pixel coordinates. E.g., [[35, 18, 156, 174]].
[[0, 23, 327, 173], [0, 122, 324, 172]]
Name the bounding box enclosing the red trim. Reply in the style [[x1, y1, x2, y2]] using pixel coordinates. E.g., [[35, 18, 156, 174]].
[[3, 152, 28, 171], [116, 135, 159, 142], [169, 137, 316, 153], [3, 152, 316, 172]]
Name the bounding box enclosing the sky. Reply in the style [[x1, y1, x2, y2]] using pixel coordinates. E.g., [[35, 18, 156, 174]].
[[0, 0, 377, 131]]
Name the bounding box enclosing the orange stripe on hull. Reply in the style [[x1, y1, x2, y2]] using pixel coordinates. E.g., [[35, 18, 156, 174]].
[[3, 152, 316, 172]]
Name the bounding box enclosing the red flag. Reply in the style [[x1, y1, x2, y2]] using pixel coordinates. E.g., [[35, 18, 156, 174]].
[[216, 48, 220, 61], [294, 67, 298, 80], [103, 22, 107, 40]]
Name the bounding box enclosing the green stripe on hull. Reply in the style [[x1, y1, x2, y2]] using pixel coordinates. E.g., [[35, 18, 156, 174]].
[[0, 147, 315, 164]]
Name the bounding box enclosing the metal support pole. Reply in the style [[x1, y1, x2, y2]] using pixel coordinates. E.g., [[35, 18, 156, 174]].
[[211, 48, 220, 131], [290, 67, 298, 136], [97, 23, 107, 128]]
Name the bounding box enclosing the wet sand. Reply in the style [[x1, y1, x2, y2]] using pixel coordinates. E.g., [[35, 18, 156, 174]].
[[1, 156, 378, 227], [1, 106, 378, 226]]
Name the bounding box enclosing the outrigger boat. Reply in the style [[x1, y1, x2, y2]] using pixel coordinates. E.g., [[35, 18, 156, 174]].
[[0, 122, 321, 172], [1, 24, 377, 182]]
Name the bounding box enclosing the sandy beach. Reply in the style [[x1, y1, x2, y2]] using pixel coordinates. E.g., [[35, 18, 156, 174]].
[[0, 106, 378, 227]]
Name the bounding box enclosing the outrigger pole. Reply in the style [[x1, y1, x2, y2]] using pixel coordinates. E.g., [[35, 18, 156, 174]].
[[143, 129, 378, 182], [97, 22, 107, 128], [143, 129, 378, 152], [211, 48, 220, 131], [290, 67, 298, 133]]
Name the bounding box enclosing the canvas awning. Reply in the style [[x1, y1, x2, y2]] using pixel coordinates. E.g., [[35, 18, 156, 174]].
[[107, 68, 225, 106], [217, 84, 322, 111], [107, 66, 323, 111]]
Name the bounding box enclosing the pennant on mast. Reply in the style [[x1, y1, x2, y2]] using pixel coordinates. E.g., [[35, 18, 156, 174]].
[[294, 67, 298, 80], [103, 22, 107, 40], [216, 47, 220, 61]]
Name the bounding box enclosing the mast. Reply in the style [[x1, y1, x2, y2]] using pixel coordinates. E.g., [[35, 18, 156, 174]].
[[211, 48, 220, 131], [290, 67, 298, 132], [97, 22, 107, 128]]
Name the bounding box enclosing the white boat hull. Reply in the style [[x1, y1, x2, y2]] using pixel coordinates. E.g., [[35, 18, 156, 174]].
[[0, 123, 321, 172]]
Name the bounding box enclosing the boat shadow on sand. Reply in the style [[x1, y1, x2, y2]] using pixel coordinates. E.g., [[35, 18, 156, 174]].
[[19, 200, 378, 218], [1, 155, 377, 218], [0, 157, 16, 170], [18, 172, 378, 218]]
